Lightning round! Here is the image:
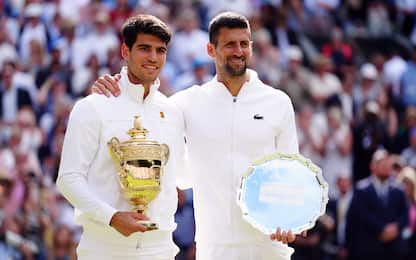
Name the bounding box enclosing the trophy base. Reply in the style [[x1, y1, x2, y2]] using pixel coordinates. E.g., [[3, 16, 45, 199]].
[[137, 220, 158, 231]]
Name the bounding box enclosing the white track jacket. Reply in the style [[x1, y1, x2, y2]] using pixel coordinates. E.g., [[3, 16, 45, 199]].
[[170, 69, 299, 246]]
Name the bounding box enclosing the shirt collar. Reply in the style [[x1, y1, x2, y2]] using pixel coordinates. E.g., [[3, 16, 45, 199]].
[[119, 66, 160, 103], [372, 176, 391, 195]]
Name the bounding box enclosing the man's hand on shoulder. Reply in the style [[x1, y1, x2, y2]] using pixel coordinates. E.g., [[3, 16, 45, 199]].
[[91, 74, 121, 97], [109, 211, 149, 236]]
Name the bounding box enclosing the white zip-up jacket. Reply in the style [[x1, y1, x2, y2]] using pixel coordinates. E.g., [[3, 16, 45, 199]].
[[57, 67, 185, 250], [171, 69, 299, 245]]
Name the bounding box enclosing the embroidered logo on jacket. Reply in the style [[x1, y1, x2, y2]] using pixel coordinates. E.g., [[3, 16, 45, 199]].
[[160, 112, 165, 118], [253, 114, 264, 120]]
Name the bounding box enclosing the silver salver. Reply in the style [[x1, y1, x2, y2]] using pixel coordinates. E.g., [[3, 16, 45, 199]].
[[237, 153, 328, 235]]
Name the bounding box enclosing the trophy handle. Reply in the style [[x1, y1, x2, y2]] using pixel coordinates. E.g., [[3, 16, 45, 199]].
[[161, 144, 169, 165], [108, 137, 124, 171]]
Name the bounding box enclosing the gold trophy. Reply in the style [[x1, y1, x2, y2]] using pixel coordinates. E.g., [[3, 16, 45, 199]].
[[107, 116, 169, 230]]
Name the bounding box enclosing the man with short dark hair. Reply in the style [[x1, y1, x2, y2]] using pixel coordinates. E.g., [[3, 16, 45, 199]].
[[346, 149, 409, 260], [57, 14, 186, 259]]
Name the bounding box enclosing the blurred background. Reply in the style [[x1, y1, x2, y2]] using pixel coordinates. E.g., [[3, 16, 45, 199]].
[[0, 0, 416, 259]]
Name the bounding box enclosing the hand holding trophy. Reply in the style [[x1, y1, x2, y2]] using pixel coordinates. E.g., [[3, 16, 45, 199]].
[[108, 116, 169, 230]]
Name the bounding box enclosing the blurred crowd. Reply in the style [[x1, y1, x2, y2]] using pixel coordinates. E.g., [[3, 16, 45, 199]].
[[0, 0, 416, 259]]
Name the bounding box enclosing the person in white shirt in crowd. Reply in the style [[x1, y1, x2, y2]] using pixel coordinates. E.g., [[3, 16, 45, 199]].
[[353, 63, 381, 119], [321, 105, 352, 199], [382, 50, 406, 98], [93, 11, 306, 260], [308, 55, 342, 107], [0, 20, 18, 71], [56, 14, 187, 259], [296, 102, 327, 167], [169, 9, 210, 75], [19, 3, 48, 66]]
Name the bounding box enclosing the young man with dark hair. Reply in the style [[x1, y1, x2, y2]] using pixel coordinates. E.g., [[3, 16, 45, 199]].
[[57, 14, 186, 259], [93, 12, 302, 260]]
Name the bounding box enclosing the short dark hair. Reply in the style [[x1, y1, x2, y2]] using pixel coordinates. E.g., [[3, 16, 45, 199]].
[[121, 14, 172, 50], [208, 12, 250, 45]]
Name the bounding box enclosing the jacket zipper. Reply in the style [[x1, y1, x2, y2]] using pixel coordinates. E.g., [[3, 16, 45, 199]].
[[230, 96, 237, 234]]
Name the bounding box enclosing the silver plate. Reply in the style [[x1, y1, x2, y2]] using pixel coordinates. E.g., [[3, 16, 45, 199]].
[[237, 153, 328, 235]]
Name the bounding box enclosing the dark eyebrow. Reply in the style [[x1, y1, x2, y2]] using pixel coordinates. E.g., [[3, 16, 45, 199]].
[[136, 44, 152, 48]]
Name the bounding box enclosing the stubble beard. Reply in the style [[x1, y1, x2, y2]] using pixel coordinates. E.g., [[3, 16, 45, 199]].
[[225, 58, 247, 77]]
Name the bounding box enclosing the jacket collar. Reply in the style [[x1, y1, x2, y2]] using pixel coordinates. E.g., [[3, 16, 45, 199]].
[[119, 66, 160, 103], [205, 69, 260, 99]]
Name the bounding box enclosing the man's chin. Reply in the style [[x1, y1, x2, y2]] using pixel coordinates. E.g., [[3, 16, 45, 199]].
[[225, 65, 246, 77]]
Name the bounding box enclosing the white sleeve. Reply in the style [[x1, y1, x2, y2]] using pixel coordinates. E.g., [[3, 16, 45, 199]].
[[169, 88, 196, 189], [56, 99, 117, 225], [276, 96, 299, 154]]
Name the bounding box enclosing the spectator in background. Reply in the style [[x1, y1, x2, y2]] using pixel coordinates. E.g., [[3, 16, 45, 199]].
[[337, 71, 354, 123], [377, 88, 399, 140], [370, 52, 386, 76], [383, 50, 406, 99], [308, 55, 342, 107], [278, 45, 312, 110], [400, 49, 416, 108], [110, 0, 134, 31], [353, 63, 380, 119], [397, 167, 416, 260], [202, 0, 253, 20], [340, 0, 367, 36], [322, 105, 352, 199], [0, 61, 33, 124], [321, 26, 353, 76], [304, 0, 340, 34], [251, 29, 281, 87], [172, 58, 212, 94], [346, 149, 409, 260], [174, 188, 196, 260], [19, 3, 49, 66], [169, 9, 209, 74], [297, 103, 327, 167], [367, 1, 392, 36], [394, 107, 416, 155], [324, 174, 353, 260], [83, 11, 119, 67], [49, 224, 77, 260], [0, 20, 18, 71], [72, 53, 109, 97], [268, 7, 299, 68], [353, 101, 389, 182], [400, 128, 416, 169], [23, 39, 48, 76]]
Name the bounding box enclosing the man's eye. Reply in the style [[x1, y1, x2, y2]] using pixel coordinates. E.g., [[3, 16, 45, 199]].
[[241, 42, 249, 48], [157, 48, 167, 54]]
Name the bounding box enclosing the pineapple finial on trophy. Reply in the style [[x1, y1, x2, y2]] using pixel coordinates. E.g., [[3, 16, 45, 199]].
[[128, 116, 148, 140]]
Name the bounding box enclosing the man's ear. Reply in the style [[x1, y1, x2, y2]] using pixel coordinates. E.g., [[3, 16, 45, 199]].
[[207, 43, 215, 58], [121, 43, 129, 60]]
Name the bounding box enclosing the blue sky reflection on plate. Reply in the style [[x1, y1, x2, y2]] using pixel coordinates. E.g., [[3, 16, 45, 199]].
[[241, 158, 324, 234]]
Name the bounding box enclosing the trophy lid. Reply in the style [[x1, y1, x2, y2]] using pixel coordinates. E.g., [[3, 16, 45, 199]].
[[117, 116, 167, 162]]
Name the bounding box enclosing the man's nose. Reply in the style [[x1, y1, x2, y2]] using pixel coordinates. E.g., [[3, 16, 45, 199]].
[[234, 45, 243, 55], [147, 49, 157, 62]]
